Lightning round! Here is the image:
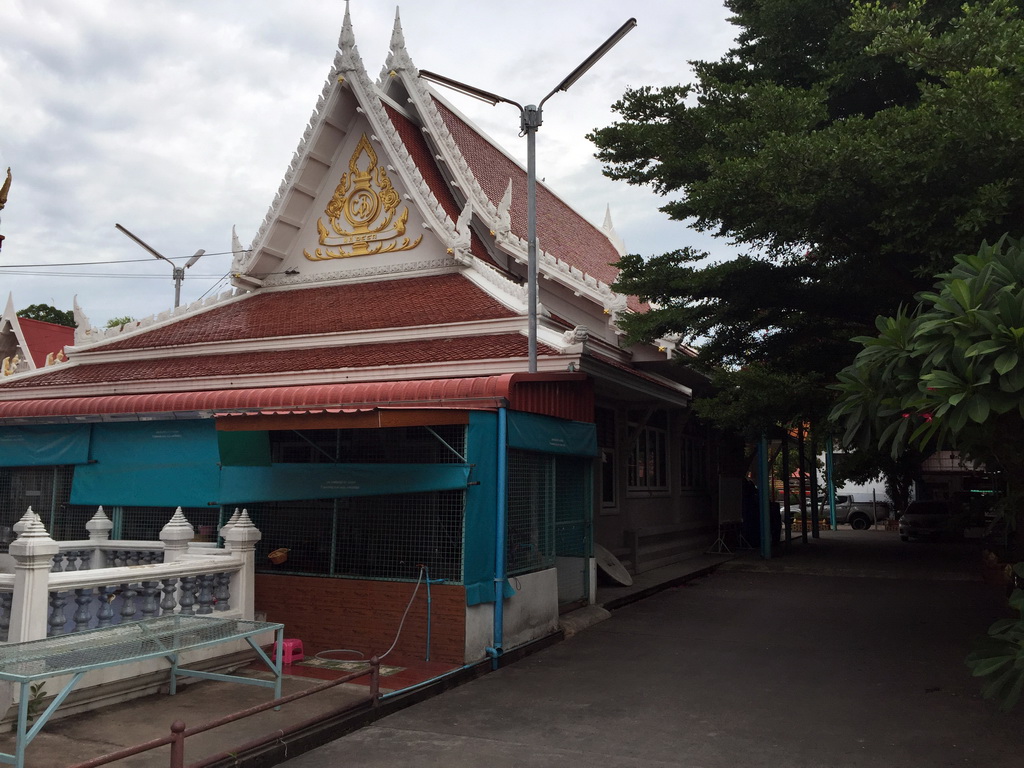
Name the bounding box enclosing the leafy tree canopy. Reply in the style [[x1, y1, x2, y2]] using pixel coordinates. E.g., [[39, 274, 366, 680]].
[[16, 304, 75, 328], [590, 0, 1024, 429], [831, 235, 1024, 711], [831, 235, 1024, 482], [105, 316, 136, 329]]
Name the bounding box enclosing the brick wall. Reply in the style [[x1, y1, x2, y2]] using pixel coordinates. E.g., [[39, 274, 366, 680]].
[[255, 574, 467, 665]]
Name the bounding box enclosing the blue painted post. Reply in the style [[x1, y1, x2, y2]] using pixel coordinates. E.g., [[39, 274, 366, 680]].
[[826, 440, 837, 530], [758, 432, 772, 560], [490, 408, 509, 669]]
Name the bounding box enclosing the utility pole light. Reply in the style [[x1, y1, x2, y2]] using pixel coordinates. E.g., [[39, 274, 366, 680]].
[[115, 223, 205, 308], [420, 18, 637, 374]]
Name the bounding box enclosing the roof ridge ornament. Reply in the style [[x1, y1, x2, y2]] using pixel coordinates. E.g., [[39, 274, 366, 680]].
[[72, 295, 92, 345], [602, 204, 626, 256], [383, 7, 412, 74], [336, 0, 363, 73], [451, 200, 473, 264], [492, 180, 513, 240]]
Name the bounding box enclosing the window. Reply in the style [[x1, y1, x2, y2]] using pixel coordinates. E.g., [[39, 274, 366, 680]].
[[627, 411, 668, 492], [680, 430, 709, 491], [595, 408, 617, 508]]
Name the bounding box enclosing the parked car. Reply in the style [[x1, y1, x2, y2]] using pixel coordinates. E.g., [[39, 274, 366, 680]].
[[899, 500, 971, 541], [825, 494, 890, 530]]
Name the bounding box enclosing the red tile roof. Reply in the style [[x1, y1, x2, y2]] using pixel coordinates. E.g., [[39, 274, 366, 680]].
[[93, 273, 515, 352], [0, 334, 558, 390], [383, 103, 497, 266], [433, 99, 624, 290], [17, 318, 74, 367]]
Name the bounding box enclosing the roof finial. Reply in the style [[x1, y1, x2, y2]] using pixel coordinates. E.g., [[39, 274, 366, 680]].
[[339, 0, 355, 52], [601, 204, 626, 256], [73, 294, 93, 342], [391, 7, 406, 52], [380, 5, 413, 79]]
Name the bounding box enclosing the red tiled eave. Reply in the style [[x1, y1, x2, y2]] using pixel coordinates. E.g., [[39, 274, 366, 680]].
[[0, 374, 592, 423], [93, 273, 515, 352], [0, 334, 550, 389]]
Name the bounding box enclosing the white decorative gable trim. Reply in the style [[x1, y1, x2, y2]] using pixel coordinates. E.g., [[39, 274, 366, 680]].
[[72, 288, 249, 349], [398, 69, 633, 322]]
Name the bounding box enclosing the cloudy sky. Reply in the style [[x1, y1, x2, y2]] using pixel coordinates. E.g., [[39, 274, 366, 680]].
[[0, 1, 738, 328]]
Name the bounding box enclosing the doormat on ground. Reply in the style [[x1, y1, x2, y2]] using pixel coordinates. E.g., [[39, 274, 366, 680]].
[[295, 657, 405, 676]]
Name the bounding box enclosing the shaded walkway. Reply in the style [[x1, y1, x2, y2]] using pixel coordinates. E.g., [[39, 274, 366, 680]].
[[282, 531, 1021, 767]]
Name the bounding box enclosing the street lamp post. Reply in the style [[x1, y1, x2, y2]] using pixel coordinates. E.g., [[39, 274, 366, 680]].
[[115, 223, 205, 308], [420, 18, 636, 373]]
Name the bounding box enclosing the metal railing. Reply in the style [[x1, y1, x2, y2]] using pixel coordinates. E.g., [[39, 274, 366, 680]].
[[66, 657, 381, 768]]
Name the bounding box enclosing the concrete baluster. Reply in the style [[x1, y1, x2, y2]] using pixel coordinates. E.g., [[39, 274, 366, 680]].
[[179, 576, 197, 615], [73, 588, 94, 632], [214, 572, 231, 612], [197, 575, 215, 614], [139, 582, 160, 618], [96, 586, 115, 627], [0, 593, 12, 641], [48, 591, 67, 636], [9, 509, 60, 643], [160, 578, 179, 615], [119, 583, 138, 621], [224, 510, 261, 621]]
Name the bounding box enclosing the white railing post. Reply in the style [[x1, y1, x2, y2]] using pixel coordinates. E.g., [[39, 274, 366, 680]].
[[219, 508, 241, 542], [159, 508, 195, 563], [85, 506, 114, 568], [9, 509, 60, 643], [224, 510, 261, 620]]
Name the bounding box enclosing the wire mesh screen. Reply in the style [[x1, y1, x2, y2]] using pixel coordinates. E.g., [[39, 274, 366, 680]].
[[268, 425, 465, 464], [0, 466, 76, 551], [245, 489, 465, 582], [115, 506, 224, 542], [506, 450, 556, 576], [554, 456, 591, 558]]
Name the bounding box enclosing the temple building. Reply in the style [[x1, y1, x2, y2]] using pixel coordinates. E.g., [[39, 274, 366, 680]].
[[0, 9, 734, 665]]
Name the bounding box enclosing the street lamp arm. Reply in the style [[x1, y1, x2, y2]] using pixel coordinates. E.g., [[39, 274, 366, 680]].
[[539, 17, 637, 108], [418, 70, 523, 113], [115, 223, 172, 264]]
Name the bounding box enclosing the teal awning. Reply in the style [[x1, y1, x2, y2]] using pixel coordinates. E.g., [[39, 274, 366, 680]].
[[0, 425, 91, 467], [220, 463, 471, 503], [70, 421, 222, 507], [506, 411, 597, 456]]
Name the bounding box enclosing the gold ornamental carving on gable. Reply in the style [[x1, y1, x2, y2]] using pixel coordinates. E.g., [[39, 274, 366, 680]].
[[304, 134, 422, 260]]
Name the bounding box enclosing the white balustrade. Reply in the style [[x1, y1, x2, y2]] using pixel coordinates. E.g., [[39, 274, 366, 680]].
[[0, 507, 260, 643]]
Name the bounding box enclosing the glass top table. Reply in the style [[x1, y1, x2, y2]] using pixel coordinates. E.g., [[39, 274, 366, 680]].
[[0, 615, 284, 768]]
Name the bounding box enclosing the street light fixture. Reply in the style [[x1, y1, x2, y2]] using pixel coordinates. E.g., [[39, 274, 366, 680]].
[[420, 17, 637, 373], [115, 223, 205, 308]]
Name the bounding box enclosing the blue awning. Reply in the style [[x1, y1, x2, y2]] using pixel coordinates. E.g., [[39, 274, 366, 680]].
[[70, 421, 222, 507], [220, 463, 470, 503], [0, 425, 91, 467]]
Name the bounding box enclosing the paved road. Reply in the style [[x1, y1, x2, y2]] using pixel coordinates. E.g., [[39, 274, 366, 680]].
[[282, 532, 1023, 767]]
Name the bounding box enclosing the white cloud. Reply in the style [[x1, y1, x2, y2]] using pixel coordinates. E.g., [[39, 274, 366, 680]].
[[0, 0, 739, 326]]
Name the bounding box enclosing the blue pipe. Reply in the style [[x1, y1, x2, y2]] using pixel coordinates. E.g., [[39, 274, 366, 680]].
[[421, 567, 444, 662], [491, 407, 509, 670]]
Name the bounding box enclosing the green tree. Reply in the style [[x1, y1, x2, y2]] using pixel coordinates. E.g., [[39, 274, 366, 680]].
[[589, 0, 1024, 429], [830, 236, 1024, 710], [17, 304, 75, 328], [105, 316, 136, 329]]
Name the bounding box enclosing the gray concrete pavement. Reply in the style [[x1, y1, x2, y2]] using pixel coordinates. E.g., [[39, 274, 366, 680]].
[[281, 531, 1023, 767]]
